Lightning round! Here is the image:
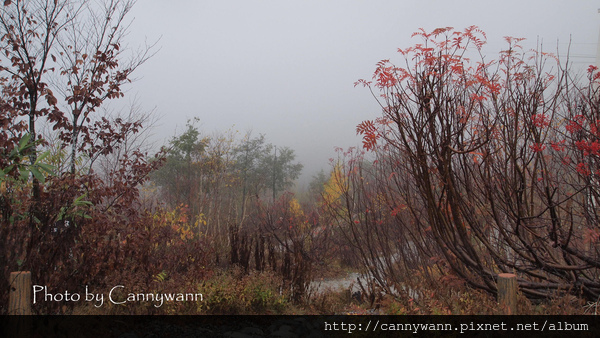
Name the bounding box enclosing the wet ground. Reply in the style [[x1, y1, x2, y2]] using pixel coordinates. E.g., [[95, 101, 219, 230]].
[[309, 272, 363, 294]]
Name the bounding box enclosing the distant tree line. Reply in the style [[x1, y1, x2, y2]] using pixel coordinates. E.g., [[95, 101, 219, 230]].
[[150, 120, 303, 257]]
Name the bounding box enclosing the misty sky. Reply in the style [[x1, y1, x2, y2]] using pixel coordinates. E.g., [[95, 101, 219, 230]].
[[123, 0, 600, 184]]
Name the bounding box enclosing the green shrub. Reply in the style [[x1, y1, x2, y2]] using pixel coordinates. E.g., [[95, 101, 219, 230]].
[[198, 268, 289, 315]]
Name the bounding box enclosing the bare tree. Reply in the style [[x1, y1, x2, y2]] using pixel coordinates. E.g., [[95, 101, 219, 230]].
[[49, 0, 156, 174]]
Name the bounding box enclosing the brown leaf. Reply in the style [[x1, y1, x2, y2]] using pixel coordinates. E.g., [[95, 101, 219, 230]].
[[4, 1, 12, 6]]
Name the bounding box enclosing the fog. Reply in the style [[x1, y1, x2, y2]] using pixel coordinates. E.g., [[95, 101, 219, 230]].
[[122, 0, 599, 185]]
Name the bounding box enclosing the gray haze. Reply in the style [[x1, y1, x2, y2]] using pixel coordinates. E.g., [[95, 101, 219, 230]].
[[121, 0, 600, 185]]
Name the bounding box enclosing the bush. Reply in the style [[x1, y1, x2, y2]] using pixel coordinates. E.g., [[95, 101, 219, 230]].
[[198, 268, 289, 315]]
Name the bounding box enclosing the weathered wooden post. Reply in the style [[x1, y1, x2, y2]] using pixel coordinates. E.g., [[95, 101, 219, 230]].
[[8, 271, 32, 315], [497, 273, 517, 315]]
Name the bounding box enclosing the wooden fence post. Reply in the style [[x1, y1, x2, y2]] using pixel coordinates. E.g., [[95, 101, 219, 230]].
[[497, 273, 517, 315], [8, 271, 32, 315]]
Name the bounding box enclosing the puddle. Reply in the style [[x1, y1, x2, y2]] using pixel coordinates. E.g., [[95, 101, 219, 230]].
[[309, 272, 365, 294], [309, 271, 419, 301]]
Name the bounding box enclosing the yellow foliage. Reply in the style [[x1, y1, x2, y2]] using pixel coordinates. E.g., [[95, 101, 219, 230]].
[[288, 197, 312, 234], [289, 198, 304, 219], [321, 164, 346, 208]]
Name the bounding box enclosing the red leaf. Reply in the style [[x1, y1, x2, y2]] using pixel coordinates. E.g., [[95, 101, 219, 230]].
[[356, 120, 379, 151]]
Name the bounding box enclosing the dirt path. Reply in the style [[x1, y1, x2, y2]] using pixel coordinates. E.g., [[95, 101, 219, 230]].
[[309, 272, 364, 294]]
